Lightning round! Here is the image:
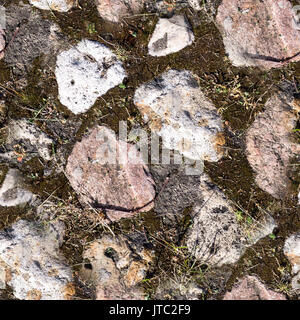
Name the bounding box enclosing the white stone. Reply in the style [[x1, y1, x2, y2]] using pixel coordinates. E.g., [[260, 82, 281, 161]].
[[284, 233, 300, 274], [148, 15, 194, 57], [29, 0, 76, 12], [133, 70, 224, 162], [55, 40, 126, 114], [188, 0, 201, 11], [0, 219, 74, 300], [187, 174, 276, 266], [6, 120, 53, 161], [0, 169, 34, 207]]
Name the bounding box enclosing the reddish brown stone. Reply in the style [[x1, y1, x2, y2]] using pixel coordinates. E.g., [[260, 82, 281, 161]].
[[216, 0, 300, 68], [65, 126, 156, 222], [223, 276, 286, 300], [246, 93, 300, 199]]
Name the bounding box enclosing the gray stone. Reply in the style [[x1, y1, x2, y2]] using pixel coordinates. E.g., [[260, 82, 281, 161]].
[[0, 169, 34, 207], [186, 174, 276, 266], [0, 219, 74, 300], [134, 70, 225, 162], [0, 29, 5, 60], [148, 15, 194, 57], [55, 39, 126, 114]]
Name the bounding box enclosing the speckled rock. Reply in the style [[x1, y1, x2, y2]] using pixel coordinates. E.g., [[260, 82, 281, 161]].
[[246, 93, 300, 199], [188, 0, 201, 11], [284, 232, 300, 290], [29, 0, 76, 12], [134, 70, 225, 162], [0, 119, 54, 162], [187, 174, 276, 267], [65, 125, 156, 222], [80, 234, 154, 300], [95, 0, 144, 23], [148, 15, 194, 57], [0, 169, 35, 207], [55, 40, 126, 114], [0, 29, 5, 60], [216, 0, 300, 68], [0, 219, 74, 300], [223, 276, 286, 300]]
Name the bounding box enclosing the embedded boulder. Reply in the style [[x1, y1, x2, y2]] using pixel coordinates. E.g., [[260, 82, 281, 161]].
[[0, 219, 74, 300], [186, 174, 276, 267], [29, 0, 76, 12], [80, 234, 154, 300], [246, 93, 300, 199], [133, 70, 225, 162], [95, 0, 144, 23], [55, 39, 126, 114], [216, 0, 300, 68], [223, 276, 286, 300], [65, 126, 156, 222], [148, 15, 194, 57]]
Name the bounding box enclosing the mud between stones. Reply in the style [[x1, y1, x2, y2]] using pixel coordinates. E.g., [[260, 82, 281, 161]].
[[0, 0, 299, 299]]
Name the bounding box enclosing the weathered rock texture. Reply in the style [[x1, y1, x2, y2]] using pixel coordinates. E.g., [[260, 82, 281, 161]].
[[246, 93, 300, 199], [0, 169, 34, 207], [284, 232, 300, 290], [0, 219, 74, 300], [0, 120, 54, 163], [216, 0, 300, 68], [65, 126, 156, 222], [134, 70, 224, 162], [148, 15, 194, 57], [187, 174, 276, 266], [95, 0, 144, 23], [188, 0, 201, 11], [55, 39, 126, 114], [223, 276, 286, 300], [80, 234, 153, 300], [29, 0, 76, 12], [0, 29, 5, 60]]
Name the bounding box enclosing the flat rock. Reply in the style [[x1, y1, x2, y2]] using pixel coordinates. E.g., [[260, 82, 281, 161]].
[[0, 29, 5, 60], [29, 0, 76, 12], [223, 276, 286, 300], [148, 15, 194, 56], [55, 39, 126, 114], [186, 174, 276, 267], [134, 70, 225, 162], [0, 169, 34, 207], [0, 119, 54, 162], [246, 93, 300, 199], [284, 232, 300, 290], [95, 0, 144, 23], [65, 126, 156, 222], [0, 219, 74, 300], [80, 234, 153, 300], [216, 0, 300, 68]]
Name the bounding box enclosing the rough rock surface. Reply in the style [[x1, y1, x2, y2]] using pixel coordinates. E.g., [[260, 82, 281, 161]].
[[95, 0, 144, 23], [0, 219, 74, 300], [65, 126, 156, 222], [0, 169, 34, 207], [5, 3, 64, 78], [55, 39, 126, 114], [216, 0, 300, 68], [29, 0, 76, 12], [284, 232, 300, 290], [80, 234, 153, 300], [188, 0, 201, 11], [148, 15, 194, 57], [223, 276, 286, 300], [186, 174, 276, 266], [0, 29, 5, 60], [246, 93, 300, 199], [134, 70, 224, 162], [0, 120, 54, 163]]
